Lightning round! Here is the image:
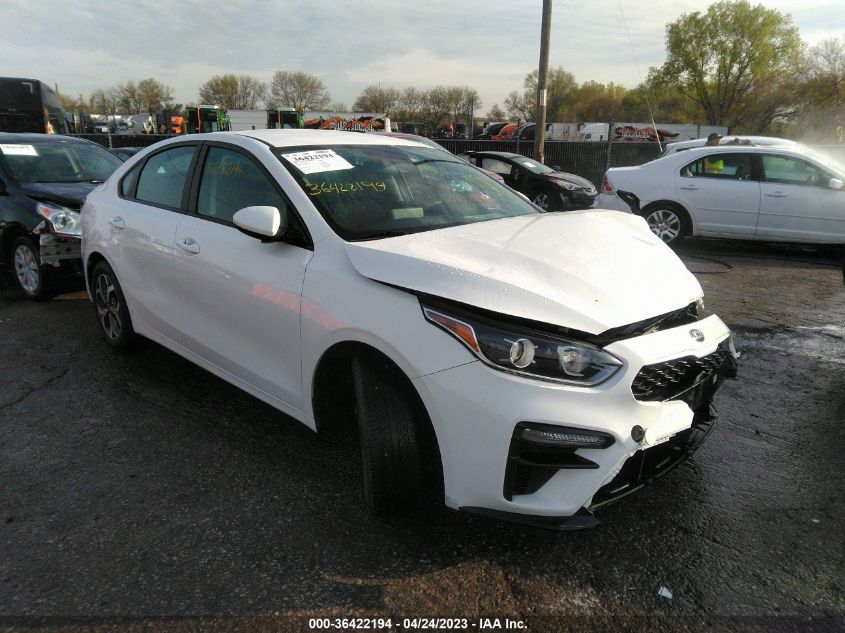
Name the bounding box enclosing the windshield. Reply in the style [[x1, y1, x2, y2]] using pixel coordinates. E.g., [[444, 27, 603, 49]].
[[514, 156, 555, 174], [276, 145, 540, 241], [1, 141, 123, 183], [799, 145, 845, 177]]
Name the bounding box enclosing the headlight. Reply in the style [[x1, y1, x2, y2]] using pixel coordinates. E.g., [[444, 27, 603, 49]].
[[36, 202, 82, 237], [422, 306, 623, 386], [554, 180, 578, 191]]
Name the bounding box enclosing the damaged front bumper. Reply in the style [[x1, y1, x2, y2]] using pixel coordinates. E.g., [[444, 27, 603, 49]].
[[39, 233, 82, 265], [415, 314, 739, 530]]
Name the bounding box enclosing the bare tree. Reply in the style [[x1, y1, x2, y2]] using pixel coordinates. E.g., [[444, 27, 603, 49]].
[[199, 74, 267, 109], [270, 71, 330, 110], [135, 78, 175, 112], [398, 87, 426, 120], [353, 84, 401, 115], [486, 103, 506, 120]]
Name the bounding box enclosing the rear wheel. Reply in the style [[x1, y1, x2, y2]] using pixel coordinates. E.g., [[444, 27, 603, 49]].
[[641, 203, 689, 245], [352, 354, 423, 514], [11, 236, 58, 301], [91, 261, 136, 351]]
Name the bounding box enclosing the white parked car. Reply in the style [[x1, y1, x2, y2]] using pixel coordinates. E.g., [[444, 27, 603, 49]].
[[81, 130, 736, 528], [597, 144, 845, 245]]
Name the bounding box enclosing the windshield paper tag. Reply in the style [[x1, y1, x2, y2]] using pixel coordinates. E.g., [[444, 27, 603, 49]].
[[0, 144, 38, 156], [284, 149, 353, 174]]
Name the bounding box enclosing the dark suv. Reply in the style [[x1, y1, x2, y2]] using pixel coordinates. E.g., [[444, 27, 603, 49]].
[[0, 133, 122, 299]]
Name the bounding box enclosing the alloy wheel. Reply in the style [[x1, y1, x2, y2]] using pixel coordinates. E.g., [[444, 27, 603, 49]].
[[532, 192, 550, 210], [95, 273, 122, 340], [14, 244, 40, 295], [646, 209, 682, 243]]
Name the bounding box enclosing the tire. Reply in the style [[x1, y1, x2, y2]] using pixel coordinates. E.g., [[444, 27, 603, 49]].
[[352, 354, 423, 514], [531, 190, 557, 211], [641, 203, 690, 245], [91, 260, 136, 351], [10, 236, 58, 301]]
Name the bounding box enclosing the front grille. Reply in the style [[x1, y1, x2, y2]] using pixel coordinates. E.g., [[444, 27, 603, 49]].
[[632, 346, 729, 402]]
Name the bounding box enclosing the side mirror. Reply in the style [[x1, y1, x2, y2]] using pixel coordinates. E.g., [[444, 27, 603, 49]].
[[829, 178, 844, 190], [233, 206, 287, 241], [552, 165, 562, 172]]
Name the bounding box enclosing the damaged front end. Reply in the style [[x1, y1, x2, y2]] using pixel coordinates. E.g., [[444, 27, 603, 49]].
[[33, 201, 83, 266]]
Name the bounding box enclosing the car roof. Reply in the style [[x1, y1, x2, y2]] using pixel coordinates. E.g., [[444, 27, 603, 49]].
[[664, 136, 796, 152], [0, 133, 96, 144], [226, 129, 427, 148]]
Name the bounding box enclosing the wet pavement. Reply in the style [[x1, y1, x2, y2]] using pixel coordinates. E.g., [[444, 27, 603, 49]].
[[1, 239, 843, 632]]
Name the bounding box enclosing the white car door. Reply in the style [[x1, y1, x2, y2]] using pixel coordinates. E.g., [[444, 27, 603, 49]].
[[756, 153, 845, 242], [111, 144, 198, 341], [172, 144, 313, 409], [675, 152, 760, 236]]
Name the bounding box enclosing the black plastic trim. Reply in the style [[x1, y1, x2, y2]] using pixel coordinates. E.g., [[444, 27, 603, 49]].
[[459, 506, 598, 531]]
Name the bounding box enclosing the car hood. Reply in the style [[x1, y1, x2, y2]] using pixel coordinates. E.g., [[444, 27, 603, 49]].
[[548, 172, 595, 190], [20, 182, 98, 210], [344, 211, 702, 334]]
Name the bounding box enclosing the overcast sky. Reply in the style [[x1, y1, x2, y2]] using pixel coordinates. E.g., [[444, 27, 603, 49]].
[[4, 0, 844, 113]]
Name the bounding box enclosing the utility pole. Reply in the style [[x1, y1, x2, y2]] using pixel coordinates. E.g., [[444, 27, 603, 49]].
[[534, 0, 552, 163]]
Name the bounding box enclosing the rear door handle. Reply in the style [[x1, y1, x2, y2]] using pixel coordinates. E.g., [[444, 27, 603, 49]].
[[109, 217, 125, 230], [679, 185, 699, 190], [176, 238, 200, 254], [765, 192, 787, 198]]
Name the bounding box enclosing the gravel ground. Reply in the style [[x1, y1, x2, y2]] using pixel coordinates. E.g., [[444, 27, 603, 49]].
[[1, 239, 843, 633]]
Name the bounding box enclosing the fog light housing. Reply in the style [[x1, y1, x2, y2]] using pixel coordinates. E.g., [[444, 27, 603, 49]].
[[518, 422, 615, 449]]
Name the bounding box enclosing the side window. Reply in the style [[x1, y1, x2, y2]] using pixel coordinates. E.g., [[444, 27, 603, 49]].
[[480, 157, 512, 175], [681, 153, 752, 180], [120, 163, 141, 197], [136, 145, 196, 209], [197, 147, 288, 223], [762, 155, 830, 187]]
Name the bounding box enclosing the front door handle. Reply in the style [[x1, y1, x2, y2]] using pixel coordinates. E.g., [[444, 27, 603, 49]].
[[109, 217, 125, 230], [176, 238, 200, 254], [765, 191, 787, 198], [679, 185, 699, 190]]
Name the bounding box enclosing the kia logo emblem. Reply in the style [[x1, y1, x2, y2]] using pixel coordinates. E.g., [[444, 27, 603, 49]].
[[689, 329, 705, 342]]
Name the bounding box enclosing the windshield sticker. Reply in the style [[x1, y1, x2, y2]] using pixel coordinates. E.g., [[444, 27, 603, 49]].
[[284, 149, 354, 174], [306, 181, 386, 196], [0, 144, 38, 156]]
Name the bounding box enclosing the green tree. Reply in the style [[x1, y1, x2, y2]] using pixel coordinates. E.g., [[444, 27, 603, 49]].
[[795, 37, 845, 142], [659, 0, 803, 131]]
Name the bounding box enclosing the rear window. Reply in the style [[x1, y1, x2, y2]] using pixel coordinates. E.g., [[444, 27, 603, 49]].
[[0, 141, 122, 183]]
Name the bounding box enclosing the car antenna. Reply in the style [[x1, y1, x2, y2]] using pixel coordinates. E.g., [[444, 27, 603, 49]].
[[618, 1, 662, 153]]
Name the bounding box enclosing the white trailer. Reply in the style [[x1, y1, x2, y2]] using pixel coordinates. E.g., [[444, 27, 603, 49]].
[[228, 110, 268, 132], [579, 122, 729, 142]]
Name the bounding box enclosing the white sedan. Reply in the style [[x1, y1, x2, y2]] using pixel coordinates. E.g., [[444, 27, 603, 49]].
[[598, 144, 845, 245], [81, 130, 735, 528]]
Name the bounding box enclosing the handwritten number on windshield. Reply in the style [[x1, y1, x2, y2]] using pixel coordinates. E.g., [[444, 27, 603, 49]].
[[306, 181, 386, 196]]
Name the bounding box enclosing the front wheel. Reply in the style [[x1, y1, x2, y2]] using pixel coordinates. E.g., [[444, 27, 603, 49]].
[[352, 355, 423, 514], [11, 236, 58, 301], [641, 204, 689, 245], [91, 261, 136, 351], [532, 191, 555, 211]]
